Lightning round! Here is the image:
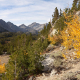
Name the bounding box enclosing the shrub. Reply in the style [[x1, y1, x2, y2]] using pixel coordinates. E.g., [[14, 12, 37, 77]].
[[76, 74, 80, 80], [48, 34, 62, 45], [62, 72, 77, 80], [52, 51, 67, 72], [0, 60, 6, 73]]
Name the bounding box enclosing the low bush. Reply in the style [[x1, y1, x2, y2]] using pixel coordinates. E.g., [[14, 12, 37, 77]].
[[52, 51, 67, 72]]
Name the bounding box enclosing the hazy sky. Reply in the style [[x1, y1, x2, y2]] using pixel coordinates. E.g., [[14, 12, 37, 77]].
[[0, 0, 73, 26]]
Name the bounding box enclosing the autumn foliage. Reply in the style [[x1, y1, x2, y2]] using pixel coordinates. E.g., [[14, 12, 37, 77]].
[[48, 34, 61, 45], [48, 35, 57, 44], [61, 12, 80, 59], [0, 60, 6, 73]]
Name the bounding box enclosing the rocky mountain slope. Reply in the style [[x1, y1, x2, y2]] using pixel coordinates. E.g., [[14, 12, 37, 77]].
[[0, 19, 47, 34], [0, 19, 14, 32], [28, 22, 48, 31], [0, 26, 8, 33], [7, 22, 22, 32], [19, 24, 38, 34]]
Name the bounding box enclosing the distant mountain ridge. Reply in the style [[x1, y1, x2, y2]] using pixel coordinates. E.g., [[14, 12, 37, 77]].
[[19, 24, 28, 29], [0, 19, 47, 34], [0, 25, 8, 33], [28, 22, 48, 31], [19, 24, 38, 34], [7, 22, 22, 32], [0, 19, 14, 32]]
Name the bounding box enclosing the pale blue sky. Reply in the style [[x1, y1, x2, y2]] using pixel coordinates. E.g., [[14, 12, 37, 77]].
[[0, 0, 73, 26]]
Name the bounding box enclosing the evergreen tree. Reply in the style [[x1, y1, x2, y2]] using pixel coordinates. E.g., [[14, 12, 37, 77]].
[[71, 0, 78, 11], [59, 9, 62, 17], [54, 16, 65, 33], [64, 8, 70, 14], [77, 1, 80, 10], [40, 25, 46, 35], [42, 38, 48, 50], [52, 7, 59, 24], [47, 22, 51, 32]]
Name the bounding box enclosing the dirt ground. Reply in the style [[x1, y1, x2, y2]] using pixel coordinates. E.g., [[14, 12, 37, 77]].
[[0, 55, 10, 65], [36, 46, 80, 80]]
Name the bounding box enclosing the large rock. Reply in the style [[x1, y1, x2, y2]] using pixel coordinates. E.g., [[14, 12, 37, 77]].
[[76, 11, 80, 16], [50, 29, 57, 36], [41, 54, 54, 72]]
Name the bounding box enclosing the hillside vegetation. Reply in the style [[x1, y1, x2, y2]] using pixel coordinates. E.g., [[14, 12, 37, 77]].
[[0, 22, 51, 80]]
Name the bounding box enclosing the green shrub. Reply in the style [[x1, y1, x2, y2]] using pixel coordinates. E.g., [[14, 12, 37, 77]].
[[62, 72, 77, 80], [53, 58, 62, 68], [76, 74, 80, 80], [51, 51, 62, 58], [52, 51, 67, 72]]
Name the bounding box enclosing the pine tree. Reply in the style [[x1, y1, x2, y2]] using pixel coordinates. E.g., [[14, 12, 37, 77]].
[[46, 22, 52, 34], [71, 0, 78, 11], [77, 1, 80, 10], [40, 25, 46, 35], [64, 8, 69, 14], [52, 7, 59, 24], [59, 9, 62, 17], [54, 16, 65, 32]]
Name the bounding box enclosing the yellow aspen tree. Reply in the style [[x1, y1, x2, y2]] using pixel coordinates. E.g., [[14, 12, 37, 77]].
[[48, 35, 60, 45], [61, 12, 80, 59]]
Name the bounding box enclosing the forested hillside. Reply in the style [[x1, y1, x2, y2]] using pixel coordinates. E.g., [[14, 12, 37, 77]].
[[0, 22, 51, 80]]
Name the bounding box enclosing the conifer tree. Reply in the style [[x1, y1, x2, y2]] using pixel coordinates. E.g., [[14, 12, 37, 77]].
[[77, 1, 80, 10], [52, 7, 59, 24], [40, 25, 46, 35], [71, 0, 78, 11], [60, 9, 62, 17], [54, 16, 65, 32], [47, 22, 52, 34]]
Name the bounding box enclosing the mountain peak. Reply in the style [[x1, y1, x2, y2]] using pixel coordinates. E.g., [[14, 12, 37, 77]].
[[32, 22, 37, 24], [19, 24, 28, 29], [28, 22, 48, 31], [32, 22, 39, 25], [21, 24, 26, 26]]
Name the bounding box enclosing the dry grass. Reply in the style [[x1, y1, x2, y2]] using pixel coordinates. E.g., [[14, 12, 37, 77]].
[[0, 55, 10, 65]]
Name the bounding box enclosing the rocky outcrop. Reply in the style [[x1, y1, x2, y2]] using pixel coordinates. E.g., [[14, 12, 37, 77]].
[[41, 54, 54, 72], [50, 28, 57, 36], [76, 11, 80, 16], [28, 22, 48, 31]]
